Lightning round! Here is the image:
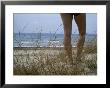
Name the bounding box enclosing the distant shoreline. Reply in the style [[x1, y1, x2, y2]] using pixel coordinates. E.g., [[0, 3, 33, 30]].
[[13, 47, 77, 50], [14, 33, 97, 35]]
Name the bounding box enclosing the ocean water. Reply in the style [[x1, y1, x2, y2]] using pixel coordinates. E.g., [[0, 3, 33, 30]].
[[13, 33, 96, 47]]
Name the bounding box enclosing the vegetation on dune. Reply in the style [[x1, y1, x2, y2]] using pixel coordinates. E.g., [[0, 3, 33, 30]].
[[13, 38, 97, 75]]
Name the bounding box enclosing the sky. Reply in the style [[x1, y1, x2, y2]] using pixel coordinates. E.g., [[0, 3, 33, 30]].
[[14, 13, 97, 34]]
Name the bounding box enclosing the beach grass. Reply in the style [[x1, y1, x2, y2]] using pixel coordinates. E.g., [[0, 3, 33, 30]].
[[13, 39, 97, 75]]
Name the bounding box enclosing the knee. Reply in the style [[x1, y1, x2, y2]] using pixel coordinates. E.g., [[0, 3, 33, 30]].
[[80, 34, 85, 38], [64, 33, 71, 38], [79, 34, 85, 41], [64, 34, 71, 45]]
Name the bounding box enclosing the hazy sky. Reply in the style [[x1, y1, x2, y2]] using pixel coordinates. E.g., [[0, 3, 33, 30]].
[[14, 13, 97, 34]]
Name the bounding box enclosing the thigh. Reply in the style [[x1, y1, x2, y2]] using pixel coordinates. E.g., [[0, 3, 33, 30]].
[[60, 13, 73, 26], [74, 13, 86, 36]]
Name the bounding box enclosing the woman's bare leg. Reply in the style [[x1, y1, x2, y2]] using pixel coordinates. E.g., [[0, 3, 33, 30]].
[[60, 13, 73, 64], [74, 13, 86, 62]]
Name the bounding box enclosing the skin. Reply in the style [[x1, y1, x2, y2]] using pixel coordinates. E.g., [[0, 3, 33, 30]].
[[60, 13, 86, 65]]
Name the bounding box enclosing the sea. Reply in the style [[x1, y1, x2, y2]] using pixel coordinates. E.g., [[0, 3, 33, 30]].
[[13, 33, 97, 47]]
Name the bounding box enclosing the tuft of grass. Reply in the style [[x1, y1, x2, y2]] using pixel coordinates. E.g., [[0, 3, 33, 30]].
[[83, 36, 97, 54]]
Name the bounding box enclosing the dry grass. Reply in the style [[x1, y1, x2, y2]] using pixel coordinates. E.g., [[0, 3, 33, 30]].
[[13, 40, 97, 75]]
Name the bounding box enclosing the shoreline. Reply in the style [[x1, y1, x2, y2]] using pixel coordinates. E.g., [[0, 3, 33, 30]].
[[14, 47, 77, 50]]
